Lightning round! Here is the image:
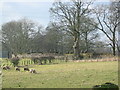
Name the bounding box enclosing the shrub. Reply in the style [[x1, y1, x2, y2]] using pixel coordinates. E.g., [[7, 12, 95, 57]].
[[80, 53, 93, 59], [10, 57, 20, 67], [64, 54, 74, 60], [65, 54, 84, 60], [31, 57, 39, 64], [93, 82, 119, 90]]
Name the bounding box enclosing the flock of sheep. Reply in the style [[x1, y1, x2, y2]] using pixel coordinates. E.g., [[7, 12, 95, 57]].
[[1, 56, 57, 75], [2, 66, 37, 74]]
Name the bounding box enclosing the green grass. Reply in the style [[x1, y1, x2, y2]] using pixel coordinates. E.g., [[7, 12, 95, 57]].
[[2, 61, 118, 88]]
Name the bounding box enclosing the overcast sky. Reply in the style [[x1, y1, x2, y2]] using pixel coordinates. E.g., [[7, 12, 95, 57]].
[[1, 1, 53, 27], [0, 0, 110, 28]]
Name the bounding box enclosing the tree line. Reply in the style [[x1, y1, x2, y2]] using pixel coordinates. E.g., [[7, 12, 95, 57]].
[[1, 0, 120, 59]]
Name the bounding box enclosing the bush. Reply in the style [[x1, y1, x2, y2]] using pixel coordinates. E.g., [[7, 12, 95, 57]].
[[93, 82, 119, 90], [31, 57, 39, 64], [64, 54, 74, 60], [65, 54, 83, 60], [92, 53, 102, 59], [10, 57, 20, 67], [80, 53, 93, 59]]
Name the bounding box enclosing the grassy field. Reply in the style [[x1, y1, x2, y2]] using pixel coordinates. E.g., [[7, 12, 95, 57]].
[[2, 61, 118, 88]]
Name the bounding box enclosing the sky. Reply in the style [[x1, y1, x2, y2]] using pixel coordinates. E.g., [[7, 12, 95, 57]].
[[0, 0, 111, 28], [1, 1, 53, 27]]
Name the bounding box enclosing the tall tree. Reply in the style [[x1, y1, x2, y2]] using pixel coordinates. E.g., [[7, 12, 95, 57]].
[[93, 1, 120, 56], [50, 0, 93, 59], [80, 16, 99, 53], [30, 25, 45, 53], [44, 22, 64, 54], [2, 19, 37, 56]]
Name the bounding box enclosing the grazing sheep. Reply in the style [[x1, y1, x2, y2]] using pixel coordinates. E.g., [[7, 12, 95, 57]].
[[30, 69, 37, 74], [24, 67, 30, 71], [6, 66, 10, 69], [3, 66, 7, 70], [2, 66, 10, 70], [15, 67, 20, 71]]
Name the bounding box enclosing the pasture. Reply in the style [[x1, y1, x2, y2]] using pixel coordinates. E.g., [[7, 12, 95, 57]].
[[1, 60, 118, 88]]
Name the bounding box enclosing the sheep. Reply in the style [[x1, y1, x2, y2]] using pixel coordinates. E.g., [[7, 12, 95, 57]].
[[2, 66, 10, 70], [6, 66, 10, 69], [30, 69, 37, 74], [3, 66, 7, 70], [24, 67, 30, 71], [15, 67, 20, 71]]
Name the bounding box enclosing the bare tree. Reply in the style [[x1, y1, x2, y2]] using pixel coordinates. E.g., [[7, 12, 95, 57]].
[[93, 1, 120, 56], [50, 0, 93, 59], [116, 11, 120, 55], [80, 16, 99, 53], [2, 18, 37, 57]]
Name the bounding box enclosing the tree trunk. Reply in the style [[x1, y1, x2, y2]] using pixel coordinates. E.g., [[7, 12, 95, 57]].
[[112, 32, 116, 56], [73, 33, 81, 60], [85, 32, 88, 53], [72, 2, 82, 60], [112, 42, 116, 56], [116, 41, 120, 55]]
